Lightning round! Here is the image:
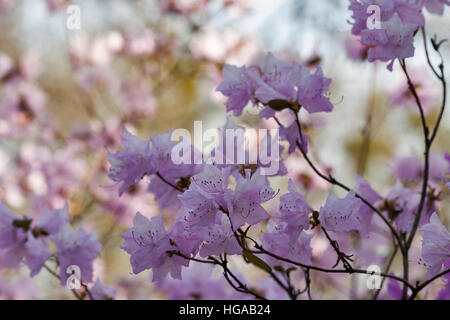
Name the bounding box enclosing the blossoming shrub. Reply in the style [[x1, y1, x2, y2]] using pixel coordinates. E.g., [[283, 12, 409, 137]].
[[0, 0, 449, 300]]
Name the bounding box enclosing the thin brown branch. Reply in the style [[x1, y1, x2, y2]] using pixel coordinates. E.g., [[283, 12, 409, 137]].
[[284, 112, 403, 249], [409, 268, 450, 300], [155, 171, 184, 192]]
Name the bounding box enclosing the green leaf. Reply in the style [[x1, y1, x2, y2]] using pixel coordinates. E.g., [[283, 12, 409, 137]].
[[243, 250, 272, 273], [12, 218, 32, 231], [286, 267, 297, 273], [267, 99, 291, 111], [274, 265, 285, 273]]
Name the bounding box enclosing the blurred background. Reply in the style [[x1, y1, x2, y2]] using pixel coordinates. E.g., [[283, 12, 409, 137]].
[[0, 0, 449, 299]]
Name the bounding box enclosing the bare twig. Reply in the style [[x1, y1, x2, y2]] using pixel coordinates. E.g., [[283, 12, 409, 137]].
[[278, 112, 403, 249], [408, 268, 450, 300], [155, 172, 184, 192]]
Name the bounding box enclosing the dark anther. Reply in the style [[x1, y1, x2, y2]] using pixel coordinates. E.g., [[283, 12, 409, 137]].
[[176, 176, 191, 190], [12, 218, 33, 231], [31, 227, 49, 238], [238, 164, 258, 178]]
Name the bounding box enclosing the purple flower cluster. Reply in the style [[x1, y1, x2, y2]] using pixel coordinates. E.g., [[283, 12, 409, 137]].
[[0, 205, 101, 284], [119, 161, 277, 280], [216, 53, 334, 155], [0, 0, 447, 301], [112, 48, 450, 301], [216, 52, 334, 117], [349, 0, 449, 70]]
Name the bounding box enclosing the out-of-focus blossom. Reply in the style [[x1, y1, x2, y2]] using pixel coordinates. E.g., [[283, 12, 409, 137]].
[[75, 66, 119, 93], [284, 154, 330, 192], [0, 276, 37, 299], [422, 0, 450, 14], [46, 0, 69, 13], [69, 33, 122, 92], [7, 142, 86, 210], [429, 154, 450, 184], [257, 277, 290, 300], [345, 34, 369, 62], [0, 0, 14, 12], [392, 155, 423, 184], [0, 205, 68, 276], [0, 52, 13, 78], [90, 278, 117, 300], [119, 76, 156, 120], [389, 68, 439, 114], [122, 29, 156, 57], [391, 153, 449, 185], [0, 52, 47, 130], [94, 180, 156, 226], [70, 33, 123, 68], [159, 0, 208, 15], [387, 276, 403, 300], [155, 262, 243, 299], [191, 30, 259, 65], [71, 118, 121, 150]]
